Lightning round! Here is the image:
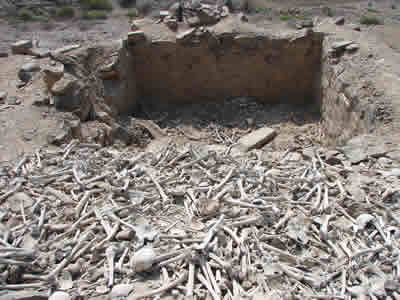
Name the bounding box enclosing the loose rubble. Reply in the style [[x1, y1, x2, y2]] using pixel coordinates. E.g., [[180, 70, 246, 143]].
[[0, 134, 399, 299]]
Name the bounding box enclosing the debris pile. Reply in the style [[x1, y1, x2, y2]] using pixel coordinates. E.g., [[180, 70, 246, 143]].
[[1, 139, 400, 299]]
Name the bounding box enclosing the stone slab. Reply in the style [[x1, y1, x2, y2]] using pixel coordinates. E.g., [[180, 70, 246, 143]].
[[236, 126, 277, 152]]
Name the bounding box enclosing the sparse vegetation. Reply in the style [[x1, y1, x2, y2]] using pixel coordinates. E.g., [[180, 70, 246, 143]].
[[82, 0, 113, 11], [18, 8, 35, 21], [360, 15, 383, 25], [56, 6, 75, 18], [135, 0, 153, 15], [322, 6, 334, 17], [367, 8, 379, 13], [126, 8, 139, 18], [82, 9, 108, 19], [119, 0, 136, 8], [279, 14, 291, 21]]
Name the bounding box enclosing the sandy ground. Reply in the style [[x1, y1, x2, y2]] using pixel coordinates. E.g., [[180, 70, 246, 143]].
[[1, 0, 400, 163]]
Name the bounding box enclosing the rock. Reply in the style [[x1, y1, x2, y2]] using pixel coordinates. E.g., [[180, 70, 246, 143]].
[[220, 6, 229, 17], [350, 23, 361, 31], [11, 40, 33, 55], [0, 291, 47, 300], [345, 43, 359, 52], [32, 96, 50, 106], [0, 91, 7, 101], [176, 28, 196, 41], [131, 246, 156, 272], [130, 21, 139, 31], [49, 291, 71, 300], [341, 134, 390, 163], [334, 16, 345, 25], [68, 119, 82, 140], [238, 12, 248, 22], [43, 65, 64, 90], [51, 73, 83, 112], [236, 126, 277, 152], [29, 48, 50, 58], [187, 16, 201, 27], [21, 61, 41, 72], [50, 44, 80, 57], [7, 96, 19, 105], [197, 6, 220, 25], [127, 31, 147, 44], [331, 40, 353, 50], [47, 127, 71, 146], [8, 192, 34, 213], [109, 284, 135, 300], [18, 62, 41, 83], [165, 18, 178, 31]]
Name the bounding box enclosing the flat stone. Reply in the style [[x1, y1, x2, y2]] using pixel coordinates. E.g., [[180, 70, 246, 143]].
[[331, 40, 353, 50], [11, 40, 33, 55], [236, 126, 277, 152], [334, 16, 345, 25], [341, 134, 390, 163], [0, 291, 47, 300], [50, 44, 80, 56]]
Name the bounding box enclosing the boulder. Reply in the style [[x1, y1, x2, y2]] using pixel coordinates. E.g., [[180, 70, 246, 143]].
[[18, 62, 41, 83], [51, 73, 93, 120], [11, 40, 33, 55]]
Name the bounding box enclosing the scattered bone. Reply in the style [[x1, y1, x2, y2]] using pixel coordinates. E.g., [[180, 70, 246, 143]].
[[0, 141, 399, 299]]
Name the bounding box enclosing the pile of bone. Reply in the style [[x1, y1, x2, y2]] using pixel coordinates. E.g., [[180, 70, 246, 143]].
[[0, 139, 400, 300]]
